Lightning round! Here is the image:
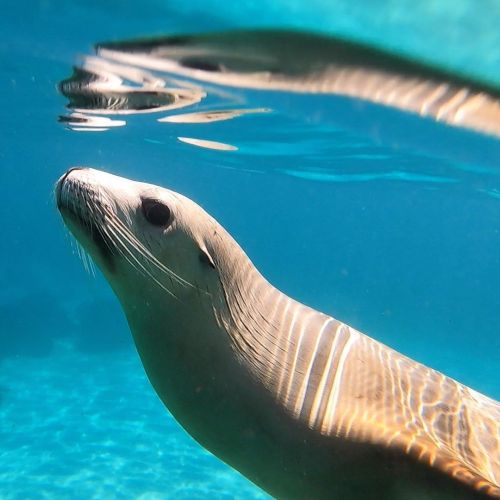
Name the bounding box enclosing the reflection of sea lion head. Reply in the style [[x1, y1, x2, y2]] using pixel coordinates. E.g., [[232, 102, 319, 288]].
[[93, 30, 500, 138]]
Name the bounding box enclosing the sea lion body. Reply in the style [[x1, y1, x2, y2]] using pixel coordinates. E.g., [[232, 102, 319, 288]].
[[56, 167, 500, 499]]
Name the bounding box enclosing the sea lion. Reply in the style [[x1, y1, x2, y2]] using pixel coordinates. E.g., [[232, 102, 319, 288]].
[[56, 167, 500, 499]]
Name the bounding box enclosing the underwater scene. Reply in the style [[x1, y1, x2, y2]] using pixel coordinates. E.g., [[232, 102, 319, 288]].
[[1, 0, 499, 498]]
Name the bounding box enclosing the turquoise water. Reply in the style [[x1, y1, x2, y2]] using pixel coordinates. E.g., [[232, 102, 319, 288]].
[[1, 1, 499, 498]]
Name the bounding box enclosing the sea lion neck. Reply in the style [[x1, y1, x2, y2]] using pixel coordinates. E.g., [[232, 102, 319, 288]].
[[202, 222, 312, 402]]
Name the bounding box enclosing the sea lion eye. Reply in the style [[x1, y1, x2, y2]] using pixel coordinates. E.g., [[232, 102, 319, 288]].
[[180, 57, 221, 72], [141, 198, 172, 227]]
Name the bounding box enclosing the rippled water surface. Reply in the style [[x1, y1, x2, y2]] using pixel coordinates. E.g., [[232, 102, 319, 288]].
[[1, 1, 499, 498]]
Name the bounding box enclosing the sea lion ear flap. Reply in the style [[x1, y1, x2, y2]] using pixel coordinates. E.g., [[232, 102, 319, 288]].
[[199, 244, 216, 269]]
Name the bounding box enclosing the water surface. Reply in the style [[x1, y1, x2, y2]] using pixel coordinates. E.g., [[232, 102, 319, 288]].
[[1, 1, 499, 498]]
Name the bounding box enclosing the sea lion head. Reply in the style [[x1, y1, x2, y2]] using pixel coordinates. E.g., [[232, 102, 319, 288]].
[[56, 166, 268, 454], [56, 167, 224, 311]]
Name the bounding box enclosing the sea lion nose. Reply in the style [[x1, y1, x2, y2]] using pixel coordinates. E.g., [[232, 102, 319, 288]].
[[55, 166, 88, 208], [58, 166, 87, 186]]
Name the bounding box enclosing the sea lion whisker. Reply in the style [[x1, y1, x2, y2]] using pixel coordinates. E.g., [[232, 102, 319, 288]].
[[72, 236, 95, 276], [68, 184, 79, 221], [104, 221, 169, 288], [107, 211, 198, 291], [56, 193, 94, 277], [85, 195, 117, 257], [104, 216, 165, 274], [104, 220, 181, 301], [83, 246, 97, 277], [102, 207, 186, 282], [98, 222, 137, 267]]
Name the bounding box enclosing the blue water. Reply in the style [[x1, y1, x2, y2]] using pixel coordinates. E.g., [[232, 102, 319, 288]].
[[1, 1, 499, 498]]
